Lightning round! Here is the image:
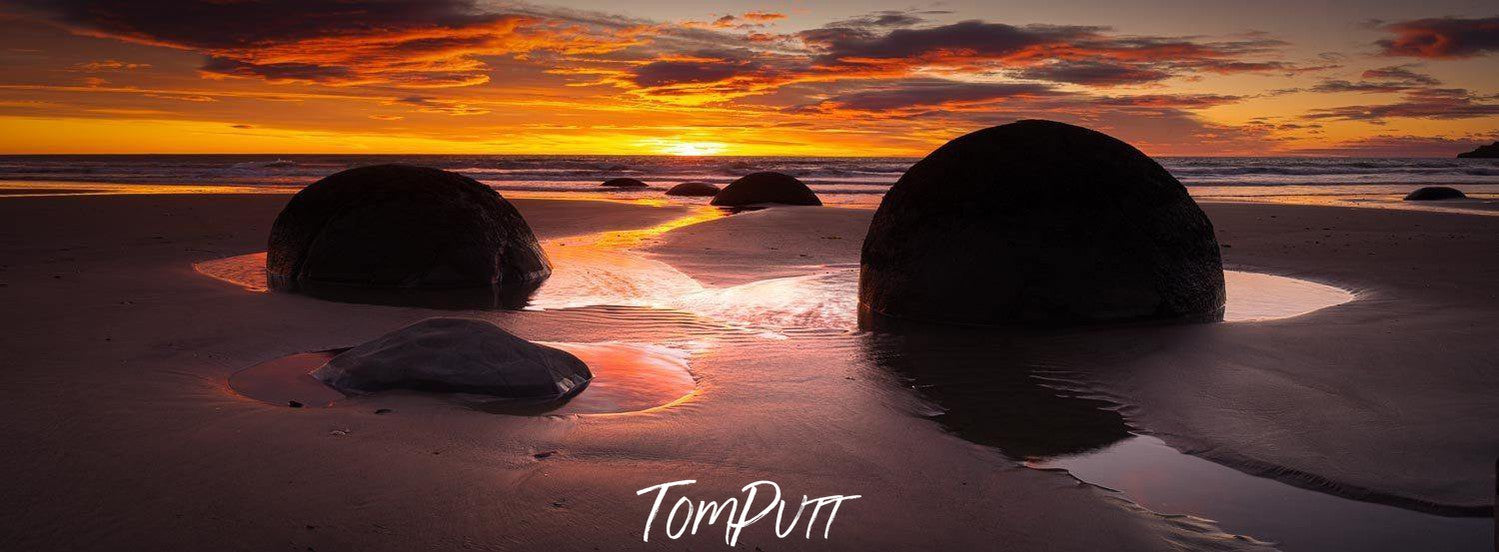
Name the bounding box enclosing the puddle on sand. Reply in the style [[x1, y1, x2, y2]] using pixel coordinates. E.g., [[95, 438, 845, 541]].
[[1028, 434, 1492, 552], [228, 341, 695, 415]]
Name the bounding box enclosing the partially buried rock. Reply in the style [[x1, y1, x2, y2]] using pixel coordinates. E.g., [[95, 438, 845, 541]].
[[601, 177, 648, 188], [266, 165, 550, 301], [1403, 186, 1467, 201], [859, 119, 1225, 327], [312, 318, 591, 399], [710, 172, 821, 206], [665, 182, 720, 197]]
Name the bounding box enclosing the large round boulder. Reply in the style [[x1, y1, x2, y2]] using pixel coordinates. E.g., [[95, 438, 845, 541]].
[[267, 165, 550, 297], [312, 318, 591, 399], [859, 120, 1225, 327], [665, 181, 720, 197], [710, 172, 821, 206], [601, 177, 648, 188], [1403, 186, 1466, 201]]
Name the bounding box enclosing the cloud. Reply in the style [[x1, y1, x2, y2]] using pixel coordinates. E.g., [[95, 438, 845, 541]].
[[393, 95, 490, 115], [1376, 17, 1499, 58], [15, 0, 639, 87], [1013, 60, 1172, 86], [1303, 87, 1499, 121], [71, 59, 151, 72], [1361, 65, 1440, 85], [797, 79, 1061, 113], [1285, 134, 1495, 157]]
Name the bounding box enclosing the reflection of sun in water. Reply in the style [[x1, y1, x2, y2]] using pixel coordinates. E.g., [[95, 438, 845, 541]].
[[661, 141, 726, 156]]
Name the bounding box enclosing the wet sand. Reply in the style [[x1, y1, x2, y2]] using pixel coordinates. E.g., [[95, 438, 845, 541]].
[[0, 192, 1494, 550]]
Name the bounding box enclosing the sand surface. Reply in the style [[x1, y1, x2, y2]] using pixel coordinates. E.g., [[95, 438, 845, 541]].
[[1, 192, 1493, 550], [649, 202, 1499, 515]]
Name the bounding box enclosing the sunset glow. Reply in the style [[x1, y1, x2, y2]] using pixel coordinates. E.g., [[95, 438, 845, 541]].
[[0, 1, 1494, 156]]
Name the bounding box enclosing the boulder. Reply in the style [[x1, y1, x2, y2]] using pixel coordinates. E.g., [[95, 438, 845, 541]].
[[710, 172, 821, 206], [601, 177, 648, 188], [312, 318, 591, 398], [1403, 186, 1467, 201], [1456, 142, 1498, 159], [859, 119, 1225, 327], [267, 165, 550, 299], [665, 182, 720, 197]]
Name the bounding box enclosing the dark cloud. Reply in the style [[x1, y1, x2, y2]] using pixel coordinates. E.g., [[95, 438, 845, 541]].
[[804, 80, 1060, 112], [1014, 61, 1172, 86], [1303, 87, 1499, 121], [1377, 16, 1499, 58], [1311, 80, 1415, 94], [1360, 65, 1440, 85], [11, 0, 635, 87]]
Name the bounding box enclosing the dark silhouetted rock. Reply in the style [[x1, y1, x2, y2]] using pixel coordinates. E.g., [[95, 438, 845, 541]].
[[859, 119, 1225, 327], [1403, 186, 1467, 201], [710, 172, 821, 206], [312, 318, 591, 399], [665, 182, 720, 197], [1456, 142, 1498, 158], [601, 177, 648, 188], [267, 165, 550, 303]]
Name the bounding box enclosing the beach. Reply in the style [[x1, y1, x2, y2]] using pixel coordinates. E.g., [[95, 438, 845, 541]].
[[0, 189, 1493, 551]]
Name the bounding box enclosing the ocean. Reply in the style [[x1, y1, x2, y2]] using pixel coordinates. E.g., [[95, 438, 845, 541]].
[[2, 154, 1497, 204]]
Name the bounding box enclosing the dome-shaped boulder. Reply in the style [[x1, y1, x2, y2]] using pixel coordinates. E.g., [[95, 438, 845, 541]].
[[601, 177, 648, 188], [710, 172, 821, 206], [665, 182, 720, 197], [859, 120, 1225, 327], [266, 165, 550, 299], [312, 318, 591, 399], [1403, 186, 1467, 201]]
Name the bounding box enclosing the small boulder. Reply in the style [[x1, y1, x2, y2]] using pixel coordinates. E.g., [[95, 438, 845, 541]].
[[267, 165, 550, 295], [1403, 186, 1467, 201], [601, 178, 648, 188], [312, 318, 591, 399], [710, 172, 821, 206], [1456, 142, 1498, 159], [665, 182, 720, 197], [859, 120, 1225, 327]]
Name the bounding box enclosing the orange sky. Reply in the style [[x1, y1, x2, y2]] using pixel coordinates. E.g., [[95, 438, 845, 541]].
[[0, 1, 1495, 156]]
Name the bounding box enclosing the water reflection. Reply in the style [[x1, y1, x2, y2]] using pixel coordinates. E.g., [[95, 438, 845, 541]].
[[862, 329, 1136, 460]]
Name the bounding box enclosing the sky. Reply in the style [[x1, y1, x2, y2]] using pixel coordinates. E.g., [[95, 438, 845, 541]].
[[0, 0, 1495, 156]]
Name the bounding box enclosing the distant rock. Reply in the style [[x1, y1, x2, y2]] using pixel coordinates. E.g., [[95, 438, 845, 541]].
[[312, 318, 591, 399], [266, 165, 550, 300], [710, 172, 821, 206], [665, 182, 720, 197], [1403, 186, 1467, 201], [601, 178, 648, 188], [859, 119, 1225, 327], [1456, 142, 1498, 159]]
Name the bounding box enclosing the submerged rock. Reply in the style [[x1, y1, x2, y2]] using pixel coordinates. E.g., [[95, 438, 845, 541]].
[[1403, 186, 1467, 201], [601, 177, 648, 188], [859, 119, 1225, 327], [266, 165, 550, 298], [312, 318, 591, 399], [665, 182, 720, 197], [710, 172, 821, 206], [1456, 142, 1498, 159]]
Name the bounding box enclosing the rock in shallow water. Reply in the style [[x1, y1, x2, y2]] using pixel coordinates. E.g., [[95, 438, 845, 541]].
[[665, 182, 720, 197], [710, 172, 821, 206], [859, 119, 1225, 327], [266, 165, 550, 296], [1403, 186, 1467, 201], [312, 318, 591, 399], [601, 177, 648, 188]]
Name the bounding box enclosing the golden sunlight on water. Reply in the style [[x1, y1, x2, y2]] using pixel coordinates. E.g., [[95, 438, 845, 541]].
[[195, 206, 1355, 330]]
